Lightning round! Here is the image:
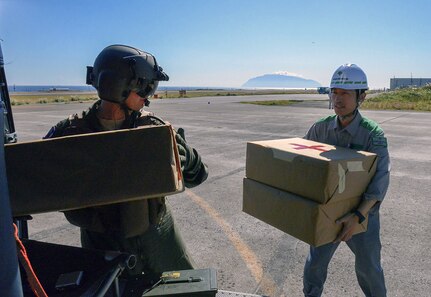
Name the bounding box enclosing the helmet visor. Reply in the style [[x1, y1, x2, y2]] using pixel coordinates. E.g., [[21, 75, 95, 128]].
[[136, 81, 159, 98]]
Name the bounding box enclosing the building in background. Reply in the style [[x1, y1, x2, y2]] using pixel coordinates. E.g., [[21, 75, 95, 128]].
[[390, 77, 431, 89]]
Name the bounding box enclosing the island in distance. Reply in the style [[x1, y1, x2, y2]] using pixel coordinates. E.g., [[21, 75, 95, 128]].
[[242, 72, 321, 88]]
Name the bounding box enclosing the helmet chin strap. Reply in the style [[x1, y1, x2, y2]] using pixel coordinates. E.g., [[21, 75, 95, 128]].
[[144, 98, 150, 107]]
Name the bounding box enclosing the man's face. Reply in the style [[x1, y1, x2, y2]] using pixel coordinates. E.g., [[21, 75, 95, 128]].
[[330, 88, 358, 117], [124, 91, 147, 111]]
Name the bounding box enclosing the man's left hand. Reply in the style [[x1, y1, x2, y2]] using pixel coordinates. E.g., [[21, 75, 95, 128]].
[[333, 213, 359, 242]]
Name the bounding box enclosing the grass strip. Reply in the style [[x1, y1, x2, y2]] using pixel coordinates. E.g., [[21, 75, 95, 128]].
[[240, 100, 302, 106], [10, 93, 98, 105], [362, 86, 431, 111]]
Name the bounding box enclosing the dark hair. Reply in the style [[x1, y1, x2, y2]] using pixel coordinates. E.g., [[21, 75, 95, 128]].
[[356, 89, 366, 97], [356, 89, 366, 103]]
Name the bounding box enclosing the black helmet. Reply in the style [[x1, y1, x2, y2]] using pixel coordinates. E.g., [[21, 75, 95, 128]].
[[86, 44, 169, 103]]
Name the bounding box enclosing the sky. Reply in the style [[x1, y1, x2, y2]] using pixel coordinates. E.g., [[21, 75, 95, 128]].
[[0, 0, 430, 89]]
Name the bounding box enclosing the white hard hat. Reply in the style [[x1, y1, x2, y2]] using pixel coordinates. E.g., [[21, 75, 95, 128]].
[[330, 64, 368, 90]]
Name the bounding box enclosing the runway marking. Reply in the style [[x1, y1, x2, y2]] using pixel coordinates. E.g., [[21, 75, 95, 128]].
[[185, 189, 278, 296]]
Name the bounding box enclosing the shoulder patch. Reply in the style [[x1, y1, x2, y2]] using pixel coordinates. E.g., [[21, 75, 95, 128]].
[[316, 115, 336, 124], [360, 117, 384, 135], [371, 136, 388, 147]]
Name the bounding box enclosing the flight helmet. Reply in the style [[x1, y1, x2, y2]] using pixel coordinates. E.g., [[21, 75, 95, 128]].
[[86, 44, 169, 104]]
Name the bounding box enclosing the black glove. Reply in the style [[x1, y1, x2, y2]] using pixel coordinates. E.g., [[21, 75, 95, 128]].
[[175, 128, 190, 171], [175, 128, 208, 188]]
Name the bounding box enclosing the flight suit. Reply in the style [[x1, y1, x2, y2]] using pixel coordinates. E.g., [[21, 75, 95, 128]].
[[45, 100, 208, 277]]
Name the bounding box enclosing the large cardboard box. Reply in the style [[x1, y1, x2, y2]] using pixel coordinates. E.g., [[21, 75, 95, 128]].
[[246, 137, 377, 204], [5, 125, 184, 216], [243, 178, 368, 247]]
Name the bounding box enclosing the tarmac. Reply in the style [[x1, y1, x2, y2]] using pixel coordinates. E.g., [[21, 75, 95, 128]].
[[11, 94, 431, 296]]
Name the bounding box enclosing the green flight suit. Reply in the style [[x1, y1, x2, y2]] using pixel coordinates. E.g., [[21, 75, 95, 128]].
[[44, 100, 208, 277]]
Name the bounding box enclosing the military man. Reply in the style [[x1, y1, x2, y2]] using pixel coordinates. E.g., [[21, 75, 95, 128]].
[[45, 45, 208, 277]]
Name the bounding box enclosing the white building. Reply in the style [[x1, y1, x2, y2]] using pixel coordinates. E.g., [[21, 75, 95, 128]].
[[390, 78, 431, 89]]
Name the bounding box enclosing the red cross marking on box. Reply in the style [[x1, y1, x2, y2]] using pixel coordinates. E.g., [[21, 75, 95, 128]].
[[290, 143, 329, 152]]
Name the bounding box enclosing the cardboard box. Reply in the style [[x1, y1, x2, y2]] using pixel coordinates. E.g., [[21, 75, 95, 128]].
[[5, 125, 184, 216], [243, 178, 368, 247], [246, 137, 377, 204]]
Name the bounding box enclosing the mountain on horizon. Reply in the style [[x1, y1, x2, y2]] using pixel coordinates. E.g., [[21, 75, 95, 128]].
[[242, 73, 321, 88]]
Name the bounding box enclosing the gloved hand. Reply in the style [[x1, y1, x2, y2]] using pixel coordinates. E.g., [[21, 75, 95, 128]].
[[175, 128, 190, 171], [175, 127, 208, 188]]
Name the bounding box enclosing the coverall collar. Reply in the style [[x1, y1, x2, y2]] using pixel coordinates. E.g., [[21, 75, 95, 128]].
[[330, 111, 363, 137]]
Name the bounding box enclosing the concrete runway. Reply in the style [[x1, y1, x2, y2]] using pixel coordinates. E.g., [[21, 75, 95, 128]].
[[10, 94, 431, 296]]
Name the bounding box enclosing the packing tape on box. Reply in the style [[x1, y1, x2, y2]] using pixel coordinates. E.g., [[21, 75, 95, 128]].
[[338, 164, 346, 193], [347, 161, 365, 172], [338, 161, 365, 193]]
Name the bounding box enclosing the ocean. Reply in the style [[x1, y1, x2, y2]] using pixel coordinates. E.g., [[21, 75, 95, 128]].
[[9, 85, 96, 92], [8, 85, 240, 93]]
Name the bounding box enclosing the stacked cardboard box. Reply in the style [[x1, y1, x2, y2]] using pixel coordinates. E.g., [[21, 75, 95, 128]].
[[243, 137, 377, 247], [6, 125, 184, 216]]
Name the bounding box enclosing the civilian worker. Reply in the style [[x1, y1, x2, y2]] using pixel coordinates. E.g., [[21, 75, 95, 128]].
[[302, 64, 390, 297], [44, 44, 208, 277]]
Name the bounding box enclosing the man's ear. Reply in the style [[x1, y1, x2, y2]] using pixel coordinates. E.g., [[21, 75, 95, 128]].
[[358, 92, 366, 104]]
